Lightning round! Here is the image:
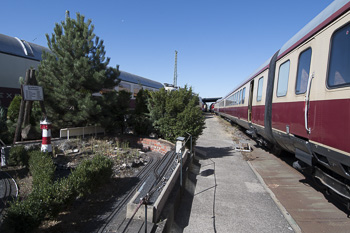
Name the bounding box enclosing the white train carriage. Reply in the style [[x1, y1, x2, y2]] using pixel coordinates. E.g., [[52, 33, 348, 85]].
[[0, 33, 163, 109]]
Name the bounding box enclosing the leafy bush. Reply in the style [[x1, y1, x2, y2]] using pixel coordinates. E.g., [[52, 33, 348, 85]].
[[69, 154, 113, 197], [148, 86, 205, 144], [8, 146, 29, 167], [5, 195, 46, 233], [5, 152, 113, 232], [0, 106, 11, 144], [5, 95, 22, 139], [28, 150, 55, 188], [7, 95, 21, 122]]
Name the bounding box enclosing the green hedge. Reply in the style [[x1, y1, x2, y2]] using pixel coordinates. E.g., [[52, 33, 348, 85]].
[[5, 151, 113, 233], [8, 146, 29, 167], [29, 150, 55, 188]]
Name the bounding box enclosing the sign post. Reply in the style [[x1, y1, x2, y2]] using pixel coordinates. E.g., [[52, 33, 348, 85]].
[[22, 85, 44, 101], [13, 69, 47, 144]]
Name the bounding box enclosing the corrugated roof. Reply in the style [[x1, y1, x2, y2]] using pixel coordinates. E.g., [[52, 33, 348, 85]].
[[0, 33, 50, 61], [118, 71, 163, 89]]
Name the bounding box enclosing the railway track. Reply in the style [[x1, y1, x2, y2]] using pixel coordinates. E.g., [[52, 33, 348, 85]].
[[96, 153, 160, 232], [97, 150, 178, 233], [0, 170, 18, 223], [1, 139, 181, 232]]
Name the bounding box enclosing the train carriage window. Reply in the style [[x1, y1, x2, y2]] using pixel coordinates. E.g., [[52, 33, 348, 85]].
[[226, 95, 233, 106], [277, 60, 290, 97], [257, 76, 264, 101], [226, 97, 230, 106], [296, 48, 312, 94], [119, 83, 131, 93], [242, 87, 246, 104], [327, 23, 350, 88], [133, 86, 141, 97], [239, 89, 242, 104]]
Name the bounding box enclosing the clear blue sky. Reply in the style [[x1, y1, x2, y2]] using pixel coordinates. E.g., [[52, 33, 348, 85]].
[[2, 0, 334, 99]]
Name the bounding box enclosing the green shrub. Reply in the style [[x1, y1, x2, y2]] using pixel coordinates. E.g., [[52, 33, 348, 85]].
[[7, 95, 21, 122], [8, 146, 29, 167], [5, 152, 113, 232], [6, 196, 45, 233], [0, 106, 11, 144], [69, 154, 113, 197], [28, 150, 55, 188]]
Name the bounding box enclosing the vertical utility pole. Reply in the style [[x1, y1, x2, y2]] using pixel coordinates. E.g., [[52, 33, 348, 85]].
[[173, 50, 178, 87]]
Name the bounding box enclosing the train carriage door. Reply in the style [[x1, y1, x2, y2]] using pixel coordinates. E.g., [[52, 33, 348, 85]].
[[296, 47, 313, 138], [308, 22, 350, 154], [248, 80, 254, 122]]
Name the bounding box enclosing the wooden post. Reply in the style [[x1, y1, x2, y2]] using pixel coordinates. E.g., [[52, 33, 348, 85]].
[[13, 70, 30, 144], [13, 69, 47, 144], [23, 69, 35, 127]]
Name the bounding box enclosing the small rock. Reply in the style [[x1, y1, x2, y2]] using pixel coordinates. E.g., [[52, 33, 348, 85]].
[[21, 125, 38, 140], [65, 149, 73, 154], [58, 140, 74, 151]]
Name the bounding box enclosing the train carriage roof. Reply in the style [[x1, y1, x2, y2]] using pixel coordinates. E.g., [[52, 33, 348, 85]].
[[222, 0, 350, 100], [278, 0, 350, 59], [0, 33, 50, 61], [1, 33, 163, 90], [118, 71, 163, 89]]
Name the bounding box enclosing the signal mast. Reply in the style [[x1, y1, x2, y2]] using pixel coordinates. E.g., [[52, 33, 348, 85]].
[[173, 50, 178, 87]]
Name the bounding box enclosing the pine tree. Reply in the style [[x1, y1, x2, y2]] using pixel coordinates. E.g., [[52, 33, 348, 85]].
[[148, 86, 205, 144], [99, 90, 130, 134], [131, 89, 153, 135], [37, 13, 119, 131]]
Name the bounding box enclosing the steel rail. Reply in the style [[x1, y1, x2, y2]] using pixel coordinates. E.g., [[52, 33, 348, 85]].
[[98, 153, 162, 233]]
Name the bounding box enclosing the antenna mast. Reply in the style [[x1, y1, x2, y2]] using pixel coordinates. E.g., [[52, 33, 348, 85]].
[[173, 50, 178, 87]]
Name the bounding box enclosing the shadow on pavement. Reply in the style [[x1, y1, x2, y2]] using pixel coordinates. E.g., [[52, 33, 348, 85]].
[[195, 146, 235, 159], [171, 157, 200, 233]]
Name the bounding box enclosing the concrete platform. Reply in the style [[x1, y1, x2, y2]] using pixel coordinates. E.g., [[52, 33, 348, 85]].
[[171, 114, 350, 233], [249, 144, 350, 233], [171, 115, 294, 233]]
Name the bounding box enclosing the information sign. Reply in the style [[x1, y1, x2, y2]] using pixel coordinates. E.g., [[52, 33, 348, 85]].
[[22, 85, 44, 101]]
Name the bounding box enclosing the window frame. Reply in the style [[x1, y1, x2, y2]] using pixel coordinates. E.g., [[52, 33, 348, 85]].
[[277, 60, 290, 97], [239, 89, 242, 104], [295, 47, 312, 95], [257, 76, 264, 102], [242, 87, 246, 104], [326, 22, 350, 89]]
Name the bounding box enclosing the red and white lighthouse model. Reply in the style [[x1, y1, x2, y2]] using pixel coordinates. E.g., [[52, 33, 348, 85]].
[[40, 119, 52, 153]]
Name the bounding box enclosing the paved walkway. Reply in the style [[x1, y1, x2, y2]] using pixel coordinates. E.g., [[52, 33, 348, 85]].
[[172, 115, 294, 233], [249, 138, 350, 233]]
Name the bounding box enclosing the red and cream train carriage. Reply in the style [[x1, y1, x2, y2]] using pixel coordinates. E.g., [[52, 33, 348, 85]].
[[214, 0, 350, 200]]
